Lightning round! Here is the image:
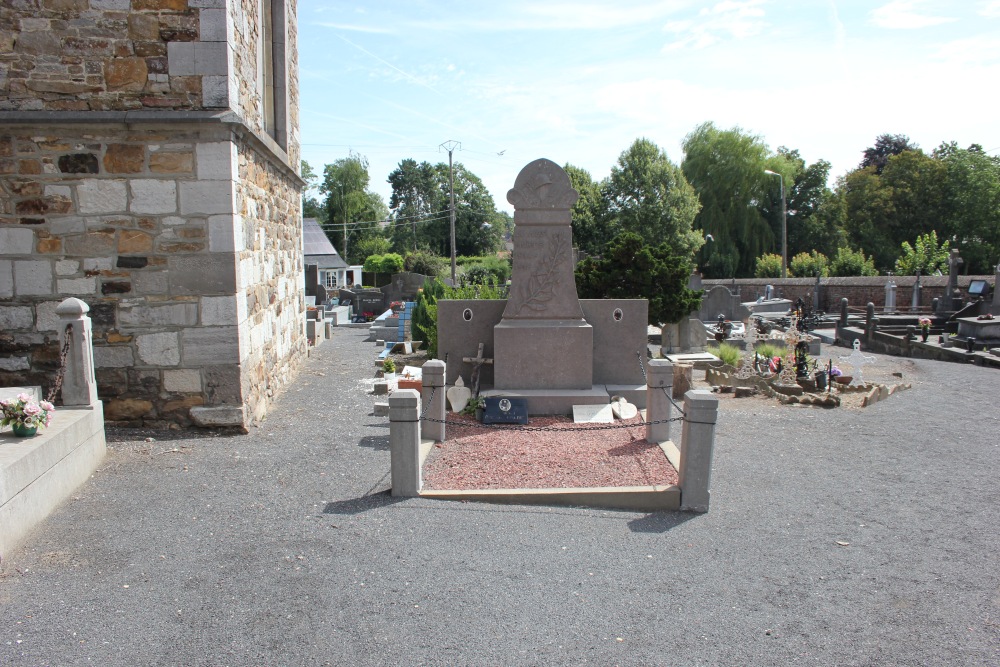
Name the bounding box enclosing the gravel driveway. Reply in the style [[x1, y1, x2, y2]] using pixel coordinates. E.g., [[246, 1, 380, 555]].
[[1, 328, 998, 666]]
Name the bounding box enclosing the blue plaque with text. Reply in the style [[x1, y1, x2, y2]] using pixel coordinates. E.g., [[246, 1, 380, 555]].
[[482, 397, 529, 425]]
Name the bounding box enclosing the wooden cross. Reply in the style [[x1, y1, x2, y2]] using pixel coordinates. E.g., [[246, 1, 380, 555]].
[[462, 343, 494, 398]]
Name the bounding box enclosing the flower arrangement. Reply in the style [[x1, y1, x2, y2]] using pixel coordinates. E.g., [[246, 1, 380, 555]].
[[389, 301, 405, 310], [918, 317, 931, 333], [829, 366, 843, 378], [1, 393, 55, 431]]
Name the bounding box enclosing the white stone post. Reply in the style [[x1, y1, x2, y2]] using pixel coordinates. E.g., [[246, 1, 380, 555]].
[[55, 297, 98, 407], [645, 359, 673, 443], [421, 359, 446, 442], [678, 389, 719, 513], [389, 389, 421, 497]]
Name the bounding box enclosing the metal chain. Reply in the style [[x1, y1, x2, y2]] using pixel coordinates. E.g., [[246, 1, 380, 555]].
[[46, 324, 73, 404], [635, 350, 648, 383], [422, 384, 437, 414], [419, 414, 685, 431]]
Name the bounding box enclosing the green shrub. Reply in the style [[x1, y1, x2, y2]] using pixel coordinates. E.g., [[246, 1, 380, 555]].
[[411, 278, 446, 355], [382, 358, 396, 374], [708, 342, 741, 367], [378, 253, 404, 274], [754, 253, 786, 278], [462, 256, 510, 285], [789, 251, 829, 278], [404, 251, 447, 276], [829, 247, 878, 277]]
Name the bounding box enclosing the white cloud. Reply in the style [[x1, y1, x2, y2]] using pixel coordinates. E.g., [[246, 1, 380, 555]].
[[663, 0, 767, 50], [980, 1, 1000, 18], [870, 1, 957, 29]]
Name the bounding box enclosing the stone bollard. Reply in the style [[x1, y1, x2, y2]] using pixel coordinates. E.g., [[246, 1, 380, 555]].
[[389, 389, 421, 497], [55, 297, 99, 407], [421, 359, 446, 442], [678, 390, 719, 513], [645, 359, 673, 444], [840, 298, 849, 327]]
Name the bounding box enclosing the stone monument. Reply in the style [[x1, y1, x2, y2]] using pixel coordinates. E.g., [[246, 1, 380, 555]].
[[493, 159, 593, 390]]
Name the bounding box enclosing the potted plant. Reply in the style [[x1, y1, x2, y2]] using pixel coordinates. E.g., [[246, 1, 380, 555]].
[[918, 317, 931, 342], [382, 358, 396, 382], [1, 393, 55, 438]]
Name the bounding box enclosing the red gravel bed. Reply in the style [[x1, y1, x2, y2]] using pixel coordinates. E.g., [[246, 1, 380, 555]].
[[421, 413, 678, 491]]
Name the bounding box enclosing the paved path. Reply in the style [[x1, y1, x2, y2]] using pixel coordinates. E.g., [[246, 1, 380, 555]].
[[2, 328, 998, 666]]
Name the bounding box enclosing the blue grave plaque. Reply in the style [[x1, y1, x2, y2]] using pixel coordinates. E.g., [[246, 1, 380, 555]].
[[482, 397, 529, 425]]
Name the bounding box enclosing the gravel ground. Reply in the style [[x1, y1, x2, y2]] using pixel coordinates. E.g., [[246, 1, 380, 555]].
[[422, 414, 676, 490], [1, 327, 998, 667]]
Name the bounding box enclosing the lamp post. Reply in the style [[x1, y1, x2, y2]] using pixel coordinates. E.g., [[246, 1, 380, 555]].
[[764, 169, 787, 279]]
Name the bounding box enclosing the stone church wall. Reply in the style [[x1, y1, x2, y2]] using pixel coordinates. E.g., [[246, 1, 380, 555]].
[[0, 0, 305, 429]]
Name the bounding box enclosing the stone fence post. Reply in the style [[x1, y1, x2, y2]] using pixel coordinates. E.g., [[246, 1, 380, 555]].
[[421, 359, 446, 442], [55, 297, 98, 407], [389, 389, 421, 497], [839, 298, 849, 328], [645, 359, 673, 444], [678, 389, 719, 513]]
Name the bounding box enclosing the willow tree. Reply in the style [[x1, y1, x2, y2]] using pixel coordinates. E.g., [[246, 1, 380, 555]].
[[682, 122, 790, 278]]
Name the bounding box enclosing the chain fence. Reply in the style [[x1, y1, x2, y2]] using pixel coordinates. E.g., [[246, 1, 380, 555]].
[[416, 384, 686, 433]]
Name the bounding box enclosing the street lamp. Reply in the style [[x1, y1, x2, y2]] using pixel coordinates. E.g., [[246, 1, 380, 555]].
[[764, 169, 787, 279]]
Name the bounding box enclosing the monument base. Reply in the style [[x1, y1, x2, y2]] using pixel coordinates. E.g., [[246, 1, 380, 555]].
[[494, 319, 593, 390]]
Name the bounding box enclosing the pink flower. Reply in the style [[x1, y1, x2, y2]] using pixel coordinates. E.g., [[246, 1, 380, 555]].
[[17, 392, 31, 402], [40, 401, 54, 411], [24, 403, 41, 416]]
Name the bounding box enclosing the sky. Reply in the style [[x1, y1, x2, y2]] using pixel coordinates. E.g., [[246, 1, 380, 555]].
[[297, 0, 1000, 214]]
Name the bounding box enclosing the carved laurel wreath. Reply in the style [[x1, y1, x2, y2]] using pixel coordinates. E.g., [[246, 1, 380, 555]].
[[512, 232, 563, 316]]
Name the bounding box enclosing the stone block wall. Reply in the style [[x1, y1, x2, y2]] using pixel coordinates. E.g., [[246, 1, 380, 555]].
[[0, 121, 304, 427]]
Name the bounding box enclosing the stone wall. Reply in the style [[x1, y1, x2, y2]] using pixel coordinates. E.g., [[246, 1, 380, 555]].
[[0, 120, 303, 427], [234, 136, 306, 425], [0, 0, 299, 167], [703, 276, 995, 311]]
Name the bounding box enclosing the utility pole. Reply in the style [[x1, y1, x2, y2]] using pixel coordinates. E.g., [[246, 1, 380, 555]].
[[440, 140, 461, 283], [340, 185, 348, 260]]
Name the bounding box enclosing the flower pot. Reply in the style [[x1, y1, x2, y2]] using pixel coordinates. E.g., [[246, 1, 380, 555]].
[[920, 331, 929, 342], [12, 423, 37, 437], [475, 407, 484, 422], [833, 375, 852, 385], [397, 378, 422, 391]]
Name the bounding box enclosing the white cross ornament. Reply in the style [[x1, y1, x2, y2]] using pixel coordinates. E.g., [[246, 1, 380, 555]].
[[839, 339, 876, 387]]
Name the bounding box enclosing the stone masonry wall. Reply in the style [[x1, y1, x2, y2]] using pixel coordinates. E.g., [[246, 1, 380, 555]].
[[0, 0, 300, 169], [0, 122, 303, 427], [234, 137, 305, 425]]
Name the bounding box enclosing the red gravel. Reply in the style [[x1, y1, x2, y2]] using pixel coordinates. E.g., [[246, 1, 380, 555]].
[[421, 413, 678, 491]]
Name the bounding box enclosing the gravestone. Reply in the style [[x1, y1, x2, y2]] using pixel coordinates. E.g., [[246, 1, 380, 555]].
[[493, 159, 593, 390], [939, 248, 964, 313]]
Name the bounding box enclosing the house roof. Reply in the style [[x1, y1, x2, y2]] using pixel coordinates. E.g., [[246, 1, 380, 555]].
[[302, 218, 347, 269]]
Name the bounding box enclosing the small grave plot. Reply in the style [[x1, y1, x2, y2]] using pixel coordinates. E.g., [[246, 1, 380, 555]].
[[421, 413, 678, 491]]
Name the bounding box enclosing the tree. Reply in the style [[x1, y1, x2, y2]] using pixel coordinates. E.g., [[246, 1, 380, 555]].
[[564, 163, 614, 256], [301, 160, 325, 221], [386, 160, 504, 258], [894, 231, 949, 275], [934, 142, 1000, 274], [777, 148, 844, 259], [841, 149, 946, 272], [320, 152, 389, 264], [860, 133, 918, 174], [575, 232, 702, 326], [604, 138, 703, 259], [682, 123, 780, 278], [829, 247, 878, 277]]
